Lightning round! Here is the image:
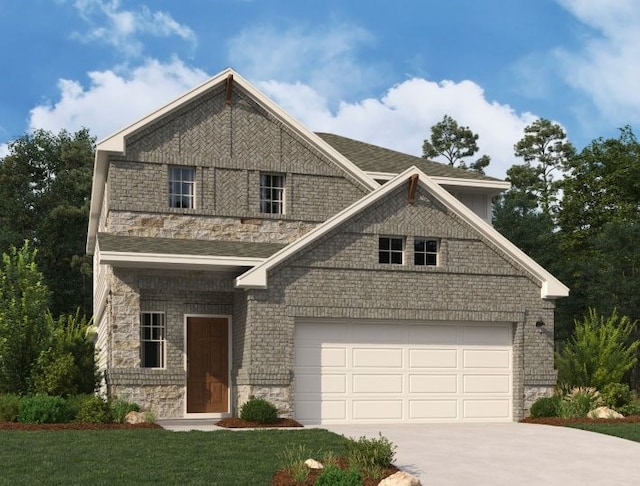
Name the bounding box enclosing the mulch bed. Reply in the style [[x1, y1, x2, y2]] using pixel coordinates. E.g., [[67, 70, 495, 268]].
[[272, 457, 399, 486], [0, 421, 162, 431], [216, 417, 303, 428], [521, 415, 640, 425]]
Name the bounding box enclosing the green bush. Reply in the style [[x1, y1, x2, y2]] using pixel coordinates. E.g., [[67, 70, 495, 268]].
[[18, 395, 67, 423], [529, 395, 561, 418], [110, 398, 140, 423], [559, 387, 602, 418], [556, 308, 639, 390], [63, 394, 94, 422], [239, 397, 278, 424], [315, 465, 362, 486], [75, 395, 112, 423], [601, 383, 636, 411], [0, 394, 21, 422], [346, 434, 396, 480], [618, 402, 640, 417]]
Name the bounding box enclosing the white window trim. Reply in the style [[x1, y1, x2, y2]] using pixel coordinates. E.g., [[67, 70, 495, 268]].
[[379, 236, 405, 265], [140, 311, 166, 369], [414, 237, 439, 266]]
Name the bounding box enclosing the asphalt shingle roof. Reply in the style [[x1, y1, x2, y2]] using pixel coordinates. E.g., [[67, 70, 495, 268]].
[[316, 132, 503, 182], [98, 233, 286, 258]]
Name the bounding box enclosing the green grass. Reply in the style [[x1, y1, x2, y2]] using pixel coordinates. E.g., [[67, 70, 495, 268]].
[[566, 423, 640, 443], [0, 428, 348, 485]]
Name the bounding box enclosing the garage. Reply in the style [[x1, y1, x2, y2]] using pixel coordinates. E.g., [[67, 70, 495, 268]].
[[294, 319, 513, 424]]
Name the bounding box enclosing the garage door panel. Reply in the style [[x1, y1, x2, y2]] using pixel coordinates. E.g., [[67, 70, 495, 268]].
[[409, 374, 458, 393], [297, 399, 346, 422], [409, 348, 458, 368], [463, 349, 510, 368], [353, 348, 402, 368], [409, 399, 458, 419], [352, 374, 403, 393], [296, 346, 347, 368], [351, 324, 406, 344], [352, 400, 403, 420], [409, 325, 458, 345], [463, 374, 510, 393], [297, 373, 346, 394], [463, 325, 512, 346], [463, 399, 511, 419]]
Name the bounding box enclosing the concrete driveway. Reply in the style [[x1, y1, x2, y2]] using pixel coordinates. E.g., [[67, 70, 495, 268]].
[[321, 423, 640, 485]]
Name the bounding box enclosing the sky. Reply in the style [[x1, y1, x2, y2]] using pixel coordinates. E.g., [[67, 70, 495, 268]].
[[1, 0, 639, 178]]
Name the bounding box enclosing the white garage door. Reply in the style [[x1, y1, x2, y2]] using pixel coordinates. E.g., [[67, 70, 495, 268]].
[[294, 319, 513, 424]]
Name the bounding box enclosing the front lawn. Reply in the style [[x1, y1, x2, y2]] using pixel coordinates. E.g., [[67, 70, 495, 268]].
[[565, 422, 640, 443], [0, 428, 347, 484]]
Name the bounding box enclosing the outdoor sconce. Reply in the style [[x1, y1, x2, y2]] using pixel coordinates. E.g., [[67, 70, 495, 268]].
[[535, 319, 546, 332]]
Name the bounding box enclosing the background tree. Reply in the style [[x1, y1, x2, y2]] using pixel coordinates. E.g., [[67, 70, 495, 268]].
[[0, 243, 51, 394], [422, 115, 491, 173], [0, 128, 95, 317], [513, 118, 575, 214]]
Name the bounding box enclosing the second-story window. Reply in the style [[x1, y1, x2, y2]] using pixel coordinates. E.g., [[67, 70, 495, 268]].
[[168, 166, 195, 209], [260, 173, 285, 214], [379, 237, 404, 264]]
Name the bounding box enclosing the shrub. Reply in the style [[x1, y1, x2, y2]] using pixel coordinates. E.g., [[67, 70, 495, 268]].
[[529, 395, 561, 418], [64, 394, 95, 422], [18, 395, 67, 423], [239, 397, 278, 424], [0, 394, 21, 422], [315, 465, 362, 486], [601, 383, 636, 411], [556, 308, 639, 390], [559, 387, 602, 418], [618, 402, 640, 417], [346, 434, 396, 480], [110, 399, 140, 423], [75, 395, 112, 423]]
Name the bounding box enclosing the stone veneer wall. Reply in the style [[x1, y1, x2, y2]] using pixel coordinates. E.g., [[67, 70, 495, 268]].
[[240, 185, 558, 421]]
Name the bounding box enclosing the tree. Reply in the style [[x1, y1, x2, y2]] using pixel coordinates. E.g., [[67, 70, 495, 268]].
[[422, 115, 491, 173], [0, 243, 51, 394], [0, 128, 95, 317], [513, 118, 575, 214]]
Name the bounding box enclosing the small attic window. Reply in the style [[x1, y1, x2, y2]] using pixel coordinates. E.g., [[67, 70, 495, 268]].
[[168, 166, 195, 209], [415, 238, 438, 266], [379, 237, 404, 264], [260, 173, 285, 214]]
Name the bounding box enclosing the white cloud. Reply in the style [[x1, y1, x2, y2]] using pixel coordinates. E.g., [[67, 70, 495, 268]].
[[260, 78, 537, 179], [70, 0, 197, 57], [0, 143, 8, 159], [554, 0, 640, 125], [228, 21, 380, 102], [28, 57, 208, 140]]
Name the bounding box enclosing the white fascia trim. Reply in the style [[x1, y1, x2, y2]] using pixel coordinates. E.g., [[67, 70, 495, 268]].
[[87, 68, 378, 254], [237, 166, 569, 299], [100, 251, 266, 269], [364, 171, 509, 191]]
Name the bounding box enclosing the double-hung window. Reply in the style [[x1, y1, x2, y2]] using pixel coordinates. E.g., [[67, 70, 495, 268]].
[[379, 237, 404, 264], [140, 312, 165, 368], [414, 238, 438, 266], [260, 173, 285, 214], [168, 166, 195, 209]]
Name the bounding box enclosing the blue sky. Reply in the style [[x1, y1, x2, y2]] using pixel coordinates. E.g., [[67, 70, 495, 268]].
[[1, 0, 638, 178]]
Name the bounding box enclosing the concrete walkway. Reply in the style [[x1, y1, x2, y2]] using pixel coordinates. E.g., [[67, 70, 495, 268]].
[[158, 420, 640, 485]]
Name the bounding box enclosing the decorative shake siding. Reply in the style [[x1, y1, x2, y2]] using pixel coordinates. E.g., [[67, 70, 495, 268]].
[[240, 185, 556, 420]]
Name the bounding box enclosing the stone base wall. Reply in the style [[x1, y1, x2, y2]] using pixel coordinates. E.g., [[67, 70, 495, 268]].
[[108, 384, 185, 419], [235, 384, 292, 418], [524, 385, 556, 415]]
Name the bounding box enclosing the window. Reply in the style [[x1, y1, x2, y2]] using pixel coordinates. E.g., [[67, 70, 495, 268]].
[[168, 166, 195, 208], [415, 238, 438, 266], [379, 237, 404, 264], [260, 173, 285, 214], [140, 312, 165, 368]]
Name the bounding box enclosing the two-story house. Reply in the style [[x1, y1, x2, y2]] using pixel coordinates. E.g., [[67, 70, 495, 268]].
[[87, 68, 568, 424]]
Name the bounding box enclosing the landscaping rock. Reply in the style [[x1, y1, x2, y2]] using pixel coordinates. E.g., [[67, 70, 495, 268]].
[[378, 470, 422, 486], [588, 407, 624, 419], [304, 458, 324, 469], [125, 411, 147, 424]]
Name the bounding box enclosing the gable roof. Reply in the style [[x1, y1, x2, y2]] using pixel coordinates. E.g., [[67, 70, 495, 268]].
[[236, 166, 569, 299], [86, 68, 379, 254], [317, 133, 510, 191]]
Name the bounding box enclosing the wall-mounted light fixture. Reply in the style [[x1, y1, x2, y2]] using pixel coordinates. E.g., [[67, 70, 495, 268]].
[[535, 318, 545, 332]]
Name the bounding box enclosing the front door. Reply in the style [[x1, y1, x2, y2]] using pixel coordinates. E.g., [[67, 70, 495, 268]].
[[186, 317, 229, 413]]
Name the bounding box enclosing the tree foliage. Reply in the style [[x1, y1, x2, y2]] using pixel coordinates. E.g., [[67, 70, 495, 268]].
[[0, 243, 51, 394], [0, 128, 95, 317], [422, 115, 491, 173], [556, 308, 639, 391]]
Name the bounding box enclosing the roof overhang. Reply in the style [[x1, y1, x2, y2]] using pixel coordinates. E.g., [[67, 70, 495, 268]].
[[86, 68, 378, 254], [236, 166, 568, 299], [99, 250, 265, 272], [367, 171, 510, 195]]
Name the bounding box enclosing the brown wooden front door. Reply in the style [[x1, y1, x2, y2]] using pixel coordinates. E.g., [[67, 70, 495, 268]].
[[186, 317, 229, 413]]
